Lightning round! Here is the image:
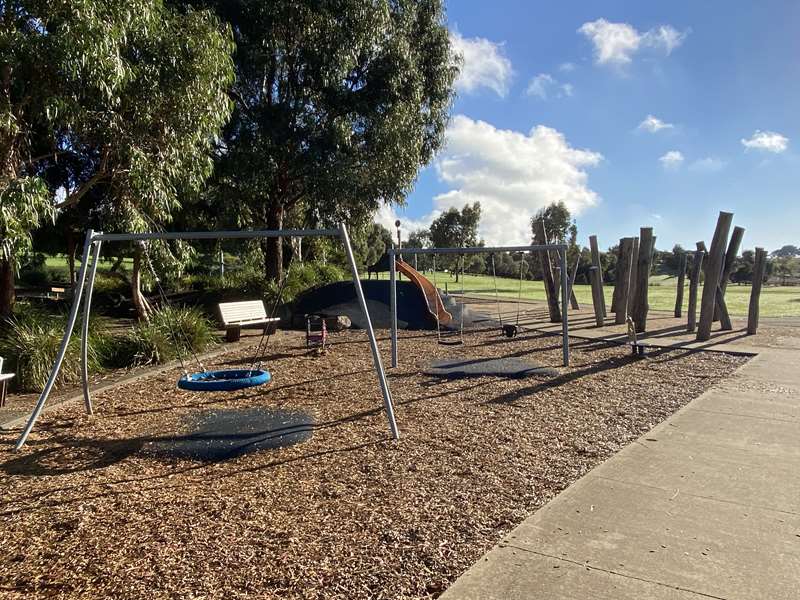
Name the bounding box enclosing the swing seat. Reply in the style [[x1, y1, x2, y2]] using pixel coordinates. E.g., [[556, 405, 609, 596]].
[[177, 369, 271, 392], [502, 324, 519, 338]]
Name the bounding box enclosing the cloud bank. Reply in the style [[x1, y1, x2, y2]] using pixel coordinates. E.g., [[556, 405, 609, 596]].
[[578, 19, 688, 67]]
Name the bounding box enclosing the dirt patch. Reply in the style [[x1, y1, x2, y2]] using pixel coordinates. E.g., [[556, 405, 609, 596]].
[[0, 328, 746, 599]]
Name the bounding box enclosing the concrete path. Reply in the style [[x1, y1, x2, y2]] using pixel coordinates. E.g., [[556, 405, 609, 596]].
[[442, 343, 800, 599]]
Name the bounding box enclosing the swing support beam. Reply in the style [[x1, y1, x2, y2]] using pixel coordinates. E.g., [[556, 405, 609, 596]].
[[388, 244, 570, 369], [14, 225, 399, 451]]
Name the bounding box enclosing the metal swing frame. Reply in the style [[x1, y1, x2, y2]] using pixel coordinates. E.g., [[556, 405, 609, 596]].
[[387, 244, 570, 369], [14, 224, 399, 451]]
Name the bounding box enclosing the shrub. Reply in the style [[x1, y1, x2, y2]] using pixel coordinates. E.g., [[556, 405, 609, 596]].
[[0, 311, 104, 391], [107, 306, 218, 368], [188, 260, 345, 308], [18, 253, 51, 287]]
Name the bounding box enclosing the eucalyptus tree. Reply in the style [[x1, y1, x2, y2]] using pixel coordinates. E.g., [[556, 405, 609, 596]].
[[188, 0, 457, 280], [0, 0, 234, 318]]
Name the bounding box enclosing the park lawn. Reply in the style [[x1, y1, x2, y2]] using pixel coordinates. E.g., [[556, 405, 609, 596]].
[[377, 271, 800, 318]]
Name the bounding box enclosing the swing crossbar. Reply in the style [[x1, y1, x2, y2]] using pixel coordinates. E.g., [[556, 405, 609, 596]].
[[14, 225, 400, 451]]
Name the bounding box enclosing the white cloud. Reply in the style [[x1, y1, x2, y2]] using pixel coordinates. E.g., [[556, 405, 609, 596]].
[[374, 205, 439, 237], [643, 25, 688, 54], [659, 150, 684, 169], [431, 115, 602, 246], [450, 31, 513, 97], [559, 62, 576, 72], [689, 157, 727, 173], [578, 19, 688, 67], [639, 115, 675, 133], [525, 73, 574, 100], [741, 130, 789, 153]]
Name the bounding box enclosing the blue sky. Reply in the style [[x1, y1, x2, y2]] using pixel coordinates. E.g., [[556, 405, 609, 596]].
[[381, 0, 800, 252]]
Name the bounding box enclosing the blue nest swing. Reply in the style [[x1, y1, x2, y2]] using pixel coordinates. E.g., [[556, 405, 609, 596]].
[[177, 369, 271, 392]]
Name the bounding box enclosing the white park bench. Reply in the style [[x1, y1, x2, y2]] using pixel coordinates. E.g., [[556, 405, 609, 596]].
[[217, 300, 280, 342], [0, 357, 14, 407]]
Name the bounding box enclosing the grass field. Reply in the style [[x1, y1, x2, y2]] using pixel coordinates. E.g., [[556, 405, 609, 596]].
[[374, 271, 800, 318]]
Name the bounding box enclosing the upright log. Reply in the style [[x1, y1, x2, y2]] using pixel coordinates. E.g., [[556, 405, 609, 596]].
[[714, 225, 745, 322], [533, 218, 561, 323], [674, 253, 688, 318], [589, 266, 604, 326], [610, 240, 624, 314], [697, 212, 734, 341], [568, 255, 580, 310], [629, 237, 640, 307], [630, 228, 655, 333], [747, 247, 768, 335], [589, 235, 606, 317], [687, 242, 706, 332], [614, 237, 635, 324]]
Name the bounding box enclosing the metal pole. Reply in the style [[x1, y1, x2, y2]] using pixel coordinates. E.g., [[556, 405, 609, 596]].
[[560, 248, 570, 367], [15, 229, 95, 450], [339, 224, 400, 440], [81, 238, 103, 415], [389, 248, 398, 368]]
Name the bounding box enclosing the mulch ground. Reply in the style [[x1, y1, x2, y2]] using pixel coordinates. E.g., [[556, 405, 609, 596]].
[[0, 328, 747, 599]]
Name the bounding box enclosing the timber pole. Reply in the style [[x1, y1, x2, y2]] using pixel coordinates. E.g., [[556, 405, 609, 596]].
[[687, 242, 706, 332], [533, 218, 561, 323], [614, 237, 635, 325], [589, 235, 606, 317], [747, 247, 767, 335], [630, 228, 655, 333], [674, 252, 688, 318], [697, 212, 734, 341]]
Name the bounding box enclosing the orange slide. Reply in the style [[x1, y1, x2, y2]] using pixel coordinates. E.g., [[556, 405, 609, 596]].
[[395, 260, 452, 326]]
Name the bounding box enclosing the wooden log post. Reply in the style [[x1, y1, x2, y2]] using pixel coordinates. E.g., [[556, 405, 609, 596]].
[[629, 237, 640, 308], [630, 228, 655, 333], [697, 212, 734, 341], [614, 237, 635, 324], [568, 255, 580, 310], [589, 235, 607, 317], [747, 247, 768, 335], [610, 240, 624, 315], [674, 252, 688, 318], [713, 225, 745, 328], [589, 266, 604, 326], [533, 218, 562, 323], [687, 242, 706, 332]]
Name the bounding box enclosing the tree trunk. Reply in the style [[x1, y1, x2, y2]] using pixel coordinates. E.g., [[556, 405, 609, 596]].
[[0, 257, 15, 318], [263, 203, 284, 281], [131, 246, 153, 321]]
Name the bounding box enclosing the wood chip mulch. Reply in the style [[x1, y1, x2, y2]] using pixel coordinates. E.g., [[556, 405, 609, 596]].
[[0, 328, 747, 599]]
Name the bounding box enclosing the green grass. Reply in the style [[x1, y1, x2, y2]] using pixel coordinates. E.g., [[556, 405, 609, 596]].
[[373, 271, 800, 318]]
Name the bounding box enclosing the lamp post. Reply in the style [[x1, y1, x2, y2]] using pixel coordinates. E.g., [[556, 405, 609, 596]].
[[395, 219, 402, 263]]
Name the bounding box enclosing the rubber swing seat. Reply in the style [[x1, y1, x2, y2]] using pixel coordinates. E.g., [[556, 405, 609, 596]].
[[177, 369, 271, 392]]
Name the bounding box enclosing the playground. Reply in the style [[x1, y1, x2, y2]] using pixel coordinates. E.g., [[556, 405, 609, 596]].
[[0, 325, 745, 598]]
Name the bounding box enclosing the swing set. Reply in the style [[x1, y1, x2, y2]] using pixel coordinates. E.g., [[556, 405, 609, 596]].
[[387, 243, 571, 369], [14, 225, 399, 451]]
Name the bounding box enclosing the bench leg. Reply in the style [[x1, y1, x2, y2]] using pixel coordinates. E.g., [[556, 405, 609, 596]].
[[0, 380, 7, 408], [226, 326, 241, 343]]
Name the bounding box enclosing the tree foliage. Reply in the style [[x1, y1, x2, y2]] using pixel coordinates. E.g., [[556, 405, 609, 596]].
[[187, 0, 457, 279], [0, 0, 234, 316]]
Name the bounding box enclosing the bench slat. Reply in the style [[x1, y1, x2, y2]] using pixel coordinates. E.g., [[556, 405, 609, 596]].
[[218, 300, 277, 327]]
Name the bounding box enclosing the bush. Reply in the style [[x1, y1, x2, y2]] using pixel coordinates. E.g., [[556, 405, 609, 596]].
[[188, 260, 346, 308], [18, 253, 51, 287], [107, 306, 218, 368], [0, 310, 104, 391]]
